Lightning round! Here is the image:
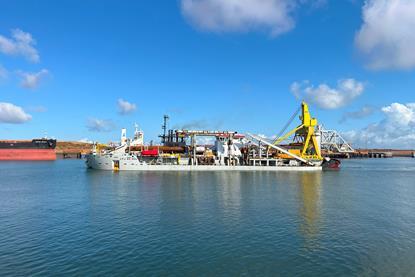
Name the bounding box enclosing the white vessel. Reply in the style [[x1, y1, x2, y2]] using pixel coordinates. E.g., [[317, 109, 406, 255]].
[[86, 102, 338, 171], [86, 135, 322, 171]]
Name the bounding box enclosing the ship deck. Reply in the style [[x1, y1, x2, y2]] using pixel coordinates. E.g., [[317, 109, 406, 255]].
[[93, 164, 322, 171]]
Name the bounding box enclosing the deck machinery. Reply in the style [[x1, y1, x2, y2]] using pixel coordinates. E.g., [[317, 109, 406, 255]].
[[149, 101, 325, 166]]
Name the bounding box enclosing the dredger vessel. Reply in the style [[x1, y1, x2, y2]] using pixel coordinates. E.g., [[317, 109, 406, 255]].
[[86, 102, 340, 171]]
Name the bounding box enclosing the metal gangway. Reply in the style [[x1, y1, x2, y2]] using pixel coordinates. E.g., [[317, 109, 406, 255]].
[[318, 125, 355, 153]]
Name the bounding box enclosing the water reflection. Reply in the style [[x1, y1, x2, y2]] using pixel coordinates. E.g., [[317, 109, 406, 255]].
[[85, 169, 324, 248], [298, 172, 322, 246], [213, 172, 242, 218]]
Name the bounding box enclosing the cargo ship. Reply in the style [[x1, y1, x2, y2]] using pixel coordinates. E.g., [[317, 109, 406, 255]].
[[0, 138, 57, 161], [87, 102, 340, 171]]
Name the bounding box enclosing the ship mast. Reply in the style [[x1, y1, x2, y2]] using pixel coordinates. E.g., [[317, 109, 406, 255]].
[[161, 115, 169, 144]]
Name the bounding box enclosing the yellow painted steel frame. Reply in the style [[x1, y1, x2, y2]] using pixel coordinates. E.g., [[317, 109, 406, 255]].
[[274, 101, 322, 161]]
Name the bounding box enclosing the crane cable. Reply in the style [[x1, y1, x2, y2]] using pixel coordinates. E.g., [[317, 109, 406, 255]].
[[273, 106, 301, 144]]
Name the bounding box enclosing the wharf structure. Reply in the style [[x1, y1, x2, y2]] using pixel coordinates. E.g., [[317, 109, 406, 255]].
[[325, 149, 415, 159], [317, 129, 414, 159]]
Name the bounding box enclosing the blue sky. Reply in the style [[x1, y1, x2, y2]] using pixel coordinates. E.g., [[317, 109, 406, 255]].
[[1, 0, 414, 148]]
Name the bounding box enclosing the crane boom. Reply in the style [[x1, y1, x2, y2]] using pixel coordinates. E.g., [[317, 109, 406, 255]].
[[247, 133, 314, 165]]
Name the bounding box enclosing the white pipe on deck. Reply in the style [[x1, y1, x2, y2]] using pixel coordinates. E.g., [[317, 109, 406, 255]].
[[246, 133, 314, 166]]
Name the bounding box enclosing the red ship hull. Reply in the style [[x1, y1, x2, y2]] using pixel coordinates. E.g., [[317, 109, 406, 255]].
[[0, 149, 56, 161], [322, 158, 341, 170]]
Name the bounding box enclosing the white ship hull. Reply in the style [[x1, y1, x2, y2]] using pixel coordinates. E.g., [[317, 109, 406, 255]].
[[86, 154, 322, 171]]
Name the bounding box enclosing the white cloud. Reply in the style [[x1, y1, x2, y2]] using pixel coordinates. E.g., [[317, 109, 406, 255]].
[[181, 0, 323, 36], [27, 106, 47, 113], [258, 134, 270, 140], [0, 65, 8, 80], [18, 69, 49, 89], [254, 133, 277, 143], [291, 79, 365, 109], [78, 138, 93, 144], [355, 0, 415, 70], [340, 105, 376, 123], [0, 102, 32, 124], [173, 118, 225, 130], [0, 29, 40, 63], [196, 136, 215, 145], [344, 102, 415, 148], [117, 98, 136, 115], [86, 118, 116, 132]]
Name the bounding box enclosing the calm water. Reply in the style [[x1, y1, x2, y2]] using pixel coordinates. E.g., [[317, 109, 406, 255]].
[[1, 159, 415, 276]]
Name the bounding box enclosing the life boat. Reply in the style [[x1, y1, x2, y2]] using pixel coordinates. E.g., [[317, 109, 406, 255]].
[[141, 149, 159, 157]]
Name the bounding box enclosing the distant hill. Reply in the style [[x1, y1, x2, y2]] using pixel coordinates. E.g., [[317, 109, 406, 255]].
[[56, 141, 93, 155]]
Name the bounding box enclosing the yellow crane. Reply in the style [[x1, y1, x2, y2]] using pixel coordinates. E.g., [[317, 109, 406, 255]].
[[273, 101, 323, 162], [92, 143, 112, 154]]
